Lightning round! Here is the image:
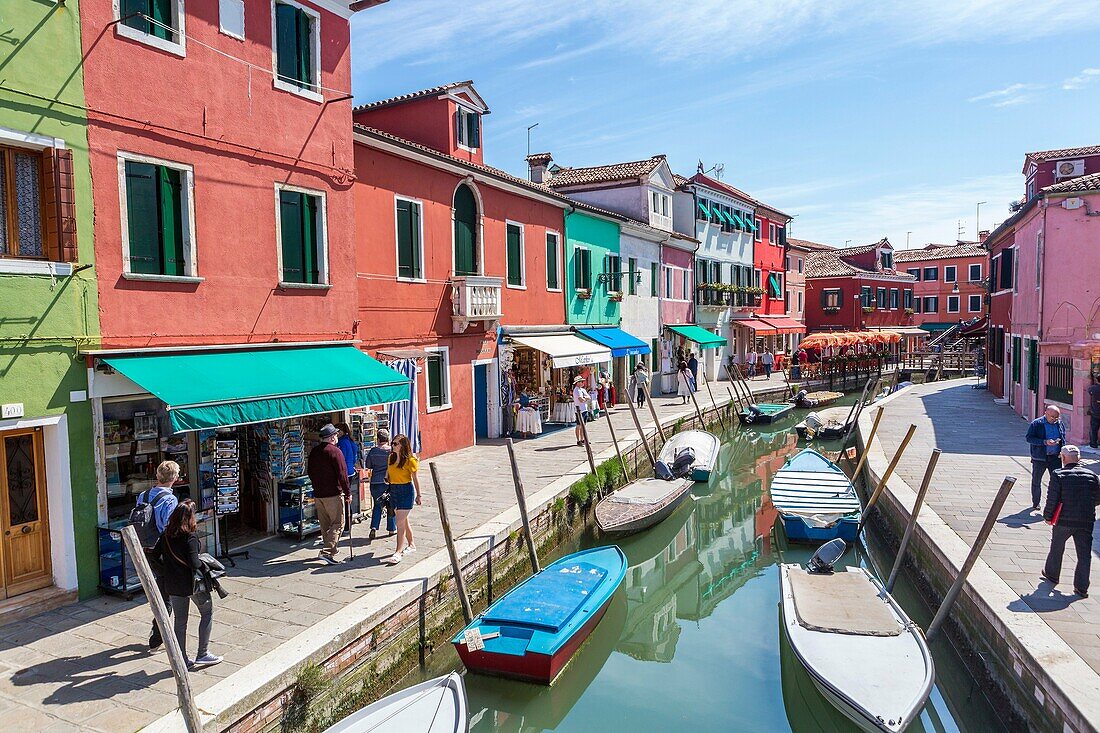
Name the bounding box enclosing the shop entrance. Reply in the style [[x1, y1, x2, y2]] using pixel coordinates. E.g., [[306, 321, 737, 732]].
[[0, 428, 52, 599]]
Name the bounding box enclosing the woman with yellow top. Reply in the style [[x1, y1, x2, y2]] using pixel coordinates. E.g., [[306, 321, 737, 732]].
[[384, 434, 421, 564]]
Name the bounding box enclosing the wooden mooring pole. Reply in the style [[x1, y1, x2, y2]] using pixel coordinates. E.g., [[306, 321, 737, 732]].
[[625, 387, 657, 468], [504, 439, 540, 574], [575, 406, 599, 476], [603, 407, 630, 481], [855, 423, 917, 536], [849, 406, 885, 481], [686, 380, 708, 429], [641, 381, 667, 444], [701, 371, 727, 431], [120, 525, 202, 733], [926, 476, 1016, 643], [885, 449, 941, 593], [427, 462, 473, 624]]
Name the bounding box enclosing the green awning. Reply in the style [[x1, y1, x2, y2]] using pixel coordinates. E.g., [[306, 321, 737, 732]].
[[697, 201, 712, 220], [668, 325, 726, 350], [745, 216, 758, 232], [716, 210, 735, 225], [729, 211, 746, 229], [768, 272, 782, 297], [103, 345, 411, 433]]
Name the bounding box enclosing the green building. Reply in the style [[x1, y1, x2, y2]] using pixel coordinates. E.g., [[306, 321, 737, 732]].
[[565, 210, 622, 326], [0, 0, 99, 609]]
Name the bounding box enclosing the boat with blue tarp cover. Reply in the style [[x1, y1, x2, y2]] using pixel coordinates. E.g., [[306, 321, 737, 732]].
[[452, 546, 627, 685], [770, 448, 861, 543]]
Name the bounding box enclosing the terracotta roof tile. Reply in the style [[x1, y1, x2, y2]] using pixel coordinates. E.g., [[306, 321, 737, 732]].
[[894, 243, 987, 262], [804, 238, 915, 281], [547, 156, 666, 187], [786, 238, 833, 251], [1025, 145, 1100, 162], [1041, 171, 1100, 194], [353, 81, 475, 113]]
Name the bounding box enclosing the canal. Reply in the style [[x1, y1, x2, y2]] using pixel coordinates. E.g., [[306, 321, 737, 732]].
[[400, 410, 1007, 732]]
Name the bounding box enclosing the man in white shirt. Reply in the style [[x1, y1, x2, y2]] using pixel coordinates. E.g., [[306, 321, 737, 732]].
[[572, 376, 590, 446], [746, 348, 759, 378]]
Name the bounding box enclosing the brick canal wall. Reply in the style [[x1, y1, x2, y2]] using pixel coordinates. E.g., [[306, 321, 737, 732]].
[[224, 387, 791, 733]]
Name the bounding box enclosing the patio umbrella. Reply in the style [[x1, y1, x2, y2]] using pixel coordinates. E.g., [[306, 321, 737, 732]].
[[386, 358, 421, 452]]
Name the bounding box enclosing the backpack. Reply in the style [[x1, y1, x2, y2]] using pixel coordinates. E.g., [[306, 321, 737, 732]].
[[130, 487, 172, 548]]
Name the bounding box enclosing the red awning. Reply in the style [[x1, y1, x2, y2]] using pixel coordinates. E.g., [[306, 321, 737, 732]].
[[730, 319, 777, 335], [756, 316, 806, 335]]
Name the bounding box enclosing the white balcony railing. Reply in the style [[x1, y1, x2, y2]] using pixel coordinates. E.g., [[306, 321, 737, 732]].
[[451, 275, 503, 333]]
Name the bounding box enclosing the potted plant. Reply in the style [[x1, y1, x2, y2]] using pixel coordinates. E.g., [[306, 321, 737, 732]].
[[862, 306, 876, 314], [576, 288, 592, 300], [904, 307, 915, 315], [609, 291, 623, 302]]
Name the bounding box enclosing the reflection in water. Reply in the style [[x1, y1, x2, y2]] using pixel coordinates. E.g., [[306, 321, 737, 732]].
[[406, 418, 1004, 733]]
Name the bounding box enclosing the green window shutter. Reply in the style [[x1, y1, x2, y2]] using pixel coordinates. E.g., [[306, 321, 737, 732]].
[[507, 224, 522, 285], [453, 185, 477, 275], [151, 0, 173, 40], [1028, 340, 1039, 391], [651, 338, 659, 372], [158, 166, 184, 276], [427, 353, 445, 408], [628, 257, 637, 295], [545, 234, 558, 289], [650, 262, 658, 296], [697, 201, 710, 219], [296, 7, 313, 89], [573, 248, 582, 290], [125, 161, 162, 275], [396, 199, 416, 279], [1012, 336, 1021, 383], [467, 113, 480, 148], [582, 249, 592, 290], [279, 190, 305, 283], [768, 273, 782, 297], [275, 4, 300, 85], [409, 200, 421, 279]]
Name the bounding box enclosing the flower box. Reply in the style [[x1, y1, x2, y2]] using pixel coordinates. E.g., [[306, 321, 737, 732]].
[[576, 288, 592, 300], [609, 291, 623, 302]]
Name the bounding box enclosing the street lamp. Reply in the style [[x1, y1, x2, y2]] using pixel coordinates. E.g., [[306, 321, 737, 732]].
[[906, 231, 912, 248], [526, 123, 539, 156]]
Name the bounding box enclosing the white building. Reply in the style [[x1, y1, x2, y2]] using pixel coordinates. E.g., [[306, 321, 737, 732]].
[[618, 220, 665, 394]]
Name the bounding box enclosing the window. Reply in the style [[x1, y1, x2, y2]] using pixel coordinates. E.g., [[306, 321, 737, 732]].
[[650, 262, 658, 297], [277, 186, 326, 285], [1047, 358, 1074, 403], [947, 295, 960, 313], [119, 0, 184, 54], [394, 196, 422, 281], [681, 269, 689, 300], [923, 266, 937, 281], [661, 195, 669, 217], [776, 226, 787, 247], [785, 255, 790, 271], [456, 107, 481, 149], [219, 0, 245, 39], [505, 221, 524, 287], [821, 288, 842, 309], [890, 289, 899, 310], [914, 298, 921, 314], [923, 296, 938, 313], [574, 247, 591, 291], [990, 255, 999, 292], [797, 291, 803, 312], [968, 263, 982, 282], [968, 294, 982, 312], [1027, 339, 1039, 391], [274, 1, 319, 98], [664, 266, 672, 298], [785, 289, 791, 307], [121, 155, 195, 278], [425, 349, 450, 411], [769, 223, 776, 244], [999, 247, 1014, 290], [860, 285, 872, 307], [880, 250, 893, 269], [768, 272, 783, 298], [1011, 336, 1021, 383], [944, 265, 956, 283], [546, 232, 560, 290], [754, 217, 762, 242], [907, 267, 920, 281], [797, 257, 803, 273], [876, 287, 887, 309], [1, 145, 46, 259], [605, 253, 622, 293], [627, 257, 637, 295], [652, 191, 660, 213], [903, 289, 913, 310], [988, 327, 1004, 367]]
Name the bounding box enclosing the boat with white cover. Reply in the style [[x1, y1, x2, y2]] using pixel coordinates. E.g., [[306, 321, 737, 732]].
[[323, 672, 467, 733], [657, 430, 720, 481], [779, 560, 934, 733], [770, 449, 861, 543]]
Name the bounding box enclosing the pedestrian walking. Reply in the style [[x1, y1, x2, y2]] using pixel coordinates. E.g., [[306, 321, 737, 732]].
[[336, 421, 359, 525], [365, 429, 396, 539], [793, 348, 808, 380], [687, 352, 699, 392], [746, 348, 758, 378], [572, 376, 591, 446], [1026, 406, 1066, 512], [134, 460, 180, 651], [306, 423, 350, 565], [1041, 445, 1100, 597], [631, 362, 649, 407], [1088, 373, 1100, 452], [384, 435, 421, 565], [151, 500, 222, 669], [762, 349, 775, 379], [676, 360, 693, 404]]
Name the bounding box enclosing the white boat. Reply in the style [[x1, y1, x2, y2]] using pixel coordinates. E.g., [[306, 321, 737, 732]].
[[779, 562, 934, 733], [323, 672, 468, 733], [657, 430, 720, 481]]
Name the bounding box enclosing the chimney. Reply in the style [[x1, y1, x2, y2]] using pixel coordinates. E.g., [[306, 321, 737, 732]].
[[526, 152, 553, 184], [978, 229, 990, 243]]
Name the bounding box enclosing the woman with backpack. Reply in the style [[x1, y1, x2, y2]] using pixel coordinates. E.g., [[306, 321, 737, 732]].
[[384, 434, 421, 565], [152, 500, 222, 670], [365, 429, 396, 539]]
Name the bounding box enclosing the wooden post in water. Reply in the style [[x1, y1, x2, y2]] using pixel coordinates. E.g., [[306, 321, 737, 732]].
[[575, 406, 599, 476], [855, 423, 917, 536], [505, 439, 541, 574], [726, 386, 742, 414], [849, 406, 885, 481], [641, 382, 667, 443], [428, 462, 473, 624], [686, 380, 707, 430], [701, 371, 727, 431], [624, 390, 656, 468], [120, 525, 202, 733], [603, 408, 630, 481], [926, 476, 1016, 643], [885, 449, 941, 593]]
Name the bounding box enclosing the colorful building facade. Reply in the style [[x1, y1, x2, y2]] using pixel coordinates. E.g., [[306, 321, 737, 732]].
[[895, 243, 988, 332], [0, 0, 99, 606]]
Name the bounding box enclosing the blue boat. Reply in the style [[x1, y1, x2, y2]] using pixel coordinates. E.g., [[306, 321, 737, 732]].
[[770, 449, 861, 543], [452, 546, 627, 685]]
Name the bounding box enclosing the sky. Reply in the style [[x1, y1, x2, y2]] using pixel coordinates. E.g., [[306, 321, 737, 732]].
[[349, 1, 1100, 250]]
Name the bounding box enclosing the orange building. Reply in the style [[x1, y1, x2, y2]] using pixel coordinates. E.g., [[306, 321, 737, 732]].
[[894, 242, 989, 334]]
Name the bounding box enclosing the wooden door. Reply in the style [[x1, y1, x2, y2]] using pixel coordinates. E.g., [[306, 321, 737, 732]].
[[0, 429, 52, 598]]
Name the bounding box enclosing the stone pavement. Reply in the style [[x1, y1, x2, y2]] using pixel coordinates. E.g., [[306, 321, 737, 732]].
[[868, 380, 1100, 674], [0, 375, 788, 732]]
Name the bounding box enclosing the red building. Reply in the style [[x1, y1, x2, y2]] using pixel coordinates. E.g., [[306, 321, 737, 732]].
[[753, 204, 791, 318], [1022, 145, 1100, 201], [803, 239, 919, 336], [894, 243, 989, 333], [352, 82, 571, 456]]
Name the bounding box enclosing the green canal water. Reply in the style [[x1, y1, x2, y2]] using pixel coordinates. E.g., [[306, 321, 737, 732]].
[[403, 412, 1007, 732]]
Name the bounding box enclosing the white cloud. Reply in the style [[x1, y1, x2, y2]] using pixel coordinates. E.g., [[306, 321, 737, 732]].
[[968, 83, 1042, 108], [1063, 68, 1100, 90]]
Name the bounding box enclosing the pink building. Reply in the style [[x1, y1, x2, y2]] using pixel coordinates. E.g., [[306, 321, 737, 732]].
[[658, 236, 699, 389], [984, 166, 1100, 445]]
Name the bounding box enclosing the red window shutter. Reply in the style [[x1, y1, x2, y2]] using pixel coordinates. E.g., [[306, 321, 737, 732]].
[[41, 147, 78, 262]]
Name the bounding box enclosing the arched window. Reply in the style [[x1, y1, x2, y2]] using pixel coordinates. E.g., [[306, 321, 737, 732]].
[[453, 184, 478, 275]]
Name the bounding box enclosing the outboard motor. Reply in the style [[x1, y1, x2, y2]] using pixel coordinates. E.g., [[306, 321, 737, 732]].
[[654, 460, 674, 481], [669, 447, 696, 478], [804, 411, 824, 431], [807, 538, 847, 575], [793, 389, 810, 407]]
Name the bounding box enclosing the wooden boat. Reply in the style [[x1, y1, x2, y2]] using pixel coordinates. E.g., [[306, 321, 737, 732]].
[[792, 390, 843, 408], [323, 672, 467, 733], [595, 477, 694, 537], [657, 429, 720, 481], [452, 546, 627, 685], [770, 449, 860, 543], [780, 563, 934, 733], [794, 404, 855, 440], [738, 402, 794, 424]]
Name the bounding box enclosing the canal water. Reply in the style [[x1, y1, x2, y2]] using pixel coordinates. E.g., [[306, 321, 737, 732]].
[[402, 410, 1007, 732]]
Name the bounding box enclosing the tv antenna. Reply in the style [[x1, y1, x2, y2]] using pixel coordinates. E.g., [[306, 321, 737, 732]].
[[697, 160, 725, 180]]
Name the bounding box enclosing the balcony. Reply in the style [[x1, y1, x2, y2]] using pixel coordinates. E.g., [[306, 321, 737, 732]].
[[451, 275, 503, 333], [695, 285, 762, 310]]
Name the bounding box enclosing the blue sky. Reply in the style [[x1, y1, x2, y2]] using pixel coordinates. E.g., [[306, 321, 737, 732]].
[[349, 1, 1100, 250]]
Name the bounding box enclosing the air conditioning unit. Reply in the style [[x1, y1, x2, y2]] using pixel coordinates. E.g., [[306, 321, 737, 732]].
[[1054, 159, 1085, 179]]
